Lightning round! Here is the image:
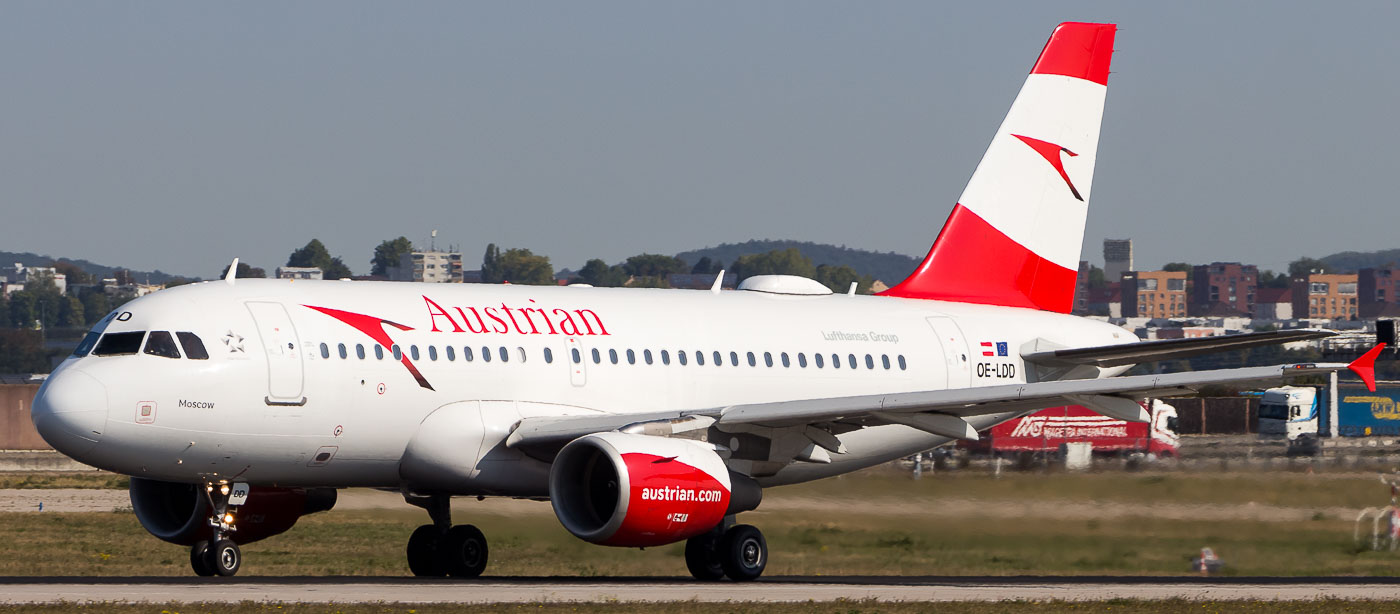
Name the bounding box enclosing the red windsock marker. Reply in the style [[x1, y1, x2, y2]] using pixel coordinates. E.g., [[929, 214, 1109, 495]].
[[1348, 343, 1388, 392]]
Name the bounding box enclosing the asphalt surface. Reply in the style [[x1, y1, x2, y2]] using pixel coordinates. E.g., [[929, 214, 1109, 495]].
[[4, 576, 1400, 603]]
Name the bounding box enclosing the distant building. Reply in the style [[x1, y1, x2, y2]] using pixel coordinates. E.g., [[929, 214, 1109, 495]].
[[1103, 239, 1133, 282], [276, 267, 323, 280], [1254, 287, 1293, 320], [1121, 271, 1187, 319], [666, 272, 737, 290], [1072, 261, 1093, 315], [1, 263, 66, 295], [1359, 268, 1400, 319], [388, 250, 462, 283], [1292, 273, 1358, 320], [1190, 263, 1257, 317], [1085, 283, 1120, 318], [462, 270, 483, 284]]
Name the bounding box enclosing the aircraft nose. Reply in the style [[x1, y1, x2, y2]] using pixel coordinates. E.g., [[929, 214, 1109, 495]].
[[32, 369, 108, 458]]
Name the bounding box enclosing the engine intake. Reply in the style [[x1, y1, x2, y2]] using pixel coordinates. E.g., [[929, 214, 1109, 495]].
[[549, 432, 761, 547], [129, 478, 336, 546]]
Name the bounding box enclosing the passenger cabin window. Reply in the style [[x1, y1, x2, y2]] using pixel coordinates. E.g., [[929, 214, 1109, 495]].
[[608, 349, 618, 364], [763, 352, 773, 367], [781, 353, 791, 368], [747, 352, 756, 367], [446, 346, 456, 361], [544, 347, 554, 363], [410, 346, 421, 361], [143, 331, 181, 359], [464, 346, 474, 362], [374, 345, 385, 360], [881, 355, 891, 370], [730, 351, 739, 366], [814, 353, 824, 368], [798, 353, 807, 368], [93, 331, 146, 356], [661, 350, 671, 365], [337, 343, 348, 359], [356, 344, 366, 359], [428, 346, 438, 361], [73, 332, 101, 358], [898, 355, 907, 370], [392, 345, 402, 360], [626, 349, 636, 365], [319, 343, 330, 359], [644, 349, 654, 365], [713, 351, 722, 366], [482, 346, 492, 362], [571, 348, 581, 363], [865, 354, 875, 369], [695, 351, 704, 366], [499, 347, 509, 362], [678, 350, 688, 366], [591, 348, 601, 364]]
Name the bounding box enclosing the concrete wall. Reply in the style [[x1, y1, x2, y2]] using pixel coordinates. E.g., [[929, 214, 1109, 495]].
[[0, 384, 47, 450]]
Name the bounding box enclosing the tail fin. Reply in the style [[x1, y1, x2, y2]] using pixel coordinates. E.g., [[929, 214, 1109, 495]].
[[882, 22, 1116, 313]]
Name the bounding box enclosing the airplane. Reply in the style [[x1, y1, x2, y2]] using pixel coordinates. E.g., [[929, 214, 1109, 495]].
[[30, 21, 1385, 581]]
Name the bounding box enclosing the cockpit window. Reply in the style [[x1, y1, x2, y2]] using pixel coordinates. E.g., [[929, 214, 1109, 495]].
[[177, 332, 209, 360], [72, 332, 101, 358], [143, 331, 182, 359], [92, 331, 146, 356]]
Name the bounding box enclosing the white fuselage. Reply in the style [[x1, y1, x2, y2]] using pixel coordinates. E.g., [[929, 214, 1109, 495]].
[[35, 278, 1133, 494]]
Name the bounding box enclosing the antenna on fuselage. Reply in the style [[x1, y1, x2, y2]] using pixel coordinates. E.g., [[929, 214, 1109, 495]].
[[710, 270, 726, 294], [224, 258, 239, 286]]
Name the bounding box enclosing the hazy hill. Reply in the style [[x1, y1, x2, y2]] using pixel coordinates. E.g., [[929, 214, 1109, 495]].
[[676, 240, 920, 284], [1320, 249, 1400, 273], [0, 250, 181, 285]]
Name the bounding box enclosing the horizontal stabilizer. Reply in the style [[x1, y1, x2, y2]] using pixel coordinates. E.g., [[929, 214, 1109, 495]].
[[1022, 329, 1334, 368]]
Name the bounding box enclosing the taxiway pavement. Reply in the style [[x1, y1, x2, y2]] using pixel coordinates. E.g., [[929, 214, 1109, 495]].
[[2, 576, 1398, 603]]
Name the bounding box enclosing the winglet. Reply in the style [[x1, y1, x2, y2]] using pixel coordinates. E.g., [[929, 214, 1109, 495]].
[[1349, 343, 1387, 392], [710, 270, 725, 294], [224, 258, 240, 286]]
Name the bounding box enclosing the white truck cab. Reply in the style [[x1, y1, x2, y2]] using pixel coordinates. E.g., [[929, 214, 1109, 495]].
[[1258, 386, 1319, 441]]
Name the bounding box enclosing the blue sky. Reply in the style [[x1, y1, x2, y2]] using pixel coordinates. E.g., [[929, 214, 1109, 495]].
[[3, 2, 1397, 279]]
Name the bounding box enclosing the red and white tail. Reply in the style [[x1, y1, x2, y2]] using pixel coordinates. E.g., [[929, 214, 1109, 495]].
[[883, 22, 1116, 313]]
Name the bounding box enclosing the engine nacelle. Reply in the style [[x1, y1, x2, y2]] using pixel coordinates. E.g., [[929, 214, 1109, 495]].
[[549, 432, 761, 547], [129, 478, 337, 546]]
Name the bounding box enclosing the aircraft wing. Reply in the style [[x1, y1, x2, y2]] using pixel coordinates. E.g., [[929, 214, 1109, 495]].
[[1021, 329, 1334, 368], [507, 348, 1383, 451]]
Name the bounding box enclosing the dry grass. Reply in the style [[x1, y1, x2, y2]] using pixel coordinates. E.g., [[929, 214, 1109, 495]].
[[0, 472, 128, 490]]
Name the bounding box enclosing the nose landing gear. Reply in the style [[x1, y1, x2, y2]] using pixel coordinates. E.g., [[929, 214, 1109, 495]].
[[684, 517, 768, 581], [404, 493, 490, 577], [189, 481, 245, 577]]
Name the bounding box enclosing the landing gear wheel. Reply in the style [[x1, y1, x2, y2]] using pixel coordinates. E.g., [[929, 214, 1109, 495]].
[[443, 524, 489, 578], [684, 530, 725, 581], [407, 524, 446, 577], [204, 539, 241, 577], [719, 524, 767, 581], [189, 540, 215, 577]]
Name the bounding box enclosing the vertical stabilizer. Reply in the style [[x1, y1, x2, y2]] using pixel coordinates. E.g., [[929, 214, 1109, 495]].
[[882, 22, 1116, 313]]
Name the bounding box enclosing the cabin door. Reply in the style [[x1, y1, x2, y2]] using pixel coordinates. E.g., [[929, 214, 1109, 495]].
[[925, 316, 971, 389], [247, 302, 307, 405]]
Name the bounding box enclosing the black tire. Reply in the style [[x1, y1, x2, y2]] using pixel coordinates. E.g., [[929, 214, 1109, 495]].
[[189, 540, 215, 577], [407, 524, 445, 577], [205, 539, 241, 577], [684, 531, 725, 581], [719, 524, 767, 581], [443, 524, 489, 578]]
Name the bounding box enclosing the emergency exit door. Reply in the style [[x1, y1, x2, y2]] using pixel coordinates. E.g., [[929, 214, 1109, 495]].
[[247, 302, 306, 405]]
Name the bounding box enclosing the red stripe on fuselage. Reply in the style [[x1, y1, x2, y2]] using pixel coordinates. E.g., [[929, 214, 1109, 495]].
[[880, 204, 1076, 313], [1029, 22, 1115, 86]]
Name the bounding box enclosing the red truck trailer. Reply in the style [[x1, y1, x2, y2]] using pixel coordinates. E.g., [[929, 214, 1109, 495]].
[[960, 400, 1180, 458]]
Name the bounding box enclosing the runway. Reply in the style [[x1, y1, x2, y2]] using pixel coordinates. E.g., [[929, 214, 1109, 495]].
[[4, 576, 1400, 603]]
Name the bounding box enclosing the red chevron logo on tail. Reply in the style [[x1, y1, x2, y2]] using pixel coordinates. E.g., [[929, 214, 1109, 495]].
[[1012, 134, 1083, 201]]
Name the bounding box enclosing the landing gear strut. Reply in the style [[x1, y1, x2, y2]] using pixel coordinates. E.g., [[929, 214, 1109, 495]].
[[405, 493, 489, 577], [189, 481, 244, 577], [685, 518, 767, 581]]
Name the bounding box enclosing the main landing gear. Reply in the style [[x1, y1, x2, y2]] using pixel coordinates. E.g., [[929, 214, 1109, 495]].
[[684, 518, 768, 581], [405, 494, 489, 577], [190, 481, 245, 577]]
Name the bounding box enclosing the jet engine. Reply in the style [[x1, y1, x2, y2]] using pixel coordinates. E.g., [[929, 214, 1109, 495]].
[[549, 432, 761, 547], [129, 477, 337, 546]]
